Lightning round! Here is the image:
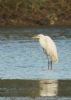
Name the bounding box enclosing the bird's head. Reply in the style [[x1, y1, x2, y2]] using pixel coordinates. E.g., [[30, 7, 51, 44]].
[[32, 34, 44, 39]]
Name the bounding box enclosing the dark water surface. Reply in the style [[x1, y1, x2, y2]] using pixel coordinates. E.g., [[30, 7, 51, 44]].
[[0, 80, 71, 100]]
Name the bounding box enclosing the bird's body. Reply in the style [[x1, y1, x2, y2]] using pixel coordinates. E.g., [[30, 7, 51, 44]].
[[32, 34, 58, 69], [39, 35, 58, 62]]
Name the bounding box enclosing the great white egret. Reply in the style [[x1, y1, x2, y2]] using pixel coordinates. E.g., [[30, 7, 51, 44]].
[[32, 34, 58, 70]]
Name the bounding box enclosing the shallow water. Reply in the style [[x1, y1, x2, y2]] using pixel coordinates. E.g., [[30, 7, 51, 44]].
[[0, 97, 71, 100], [0, 27, 71, 79]]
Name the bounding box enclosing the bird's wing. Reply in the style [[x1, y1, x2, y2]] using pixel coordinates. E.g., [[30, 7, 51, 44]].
[[44, 36, 58, 62]]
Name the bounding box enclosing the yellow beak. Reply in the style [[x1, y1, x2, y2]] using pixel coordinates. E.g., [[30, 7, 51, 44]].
[[32, 35, 39, 39]]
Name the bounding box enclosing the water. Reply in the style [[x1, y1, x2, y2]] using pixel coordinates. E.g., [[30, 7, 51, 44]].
[[0, 27, 71, 79], [0, 79, 71, 100], [0, 27, 71, 100], [0, 97, 71, 100]]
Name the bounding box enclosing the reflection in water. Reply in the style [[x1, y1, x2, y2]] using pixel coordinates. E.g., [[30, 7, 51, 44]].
[[40, 80, 58, 96], [0, 80, 71, 97]]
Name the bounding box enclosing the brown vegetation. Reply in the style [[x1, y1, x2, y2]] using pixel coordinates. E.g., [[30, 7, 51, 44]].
[[0, 0, 71, 27]]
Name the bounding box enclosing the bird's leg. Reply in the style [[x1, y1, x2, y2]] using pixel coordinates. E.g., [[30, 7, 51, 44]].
[[50, 60, 52, 70], [48, 57, 52, 70], [48, 56, 50, 70], [48, 58, 49, 70], [42, 49, 52, 70], [42, 48, 50, 69]]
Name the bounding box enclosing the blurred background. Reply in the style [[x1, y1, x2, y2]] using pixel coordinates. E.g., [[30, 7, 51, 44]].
[[0, 0, 71, 27]]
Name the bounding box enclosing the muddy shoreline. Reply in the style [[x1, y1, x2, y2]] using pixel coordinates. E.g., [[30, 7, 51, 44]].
[[0, 79, 71, 97]]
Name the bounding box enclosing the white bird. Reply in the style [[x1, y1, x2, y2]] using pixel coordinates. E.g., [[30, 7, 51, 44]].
[[32, 34, 58, 70]]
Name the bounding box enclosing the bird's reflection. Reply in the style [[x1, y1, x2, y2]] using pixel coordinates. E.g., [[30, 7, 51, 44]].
[[0, 80, 71, 97], [40, 80, 58, 96]]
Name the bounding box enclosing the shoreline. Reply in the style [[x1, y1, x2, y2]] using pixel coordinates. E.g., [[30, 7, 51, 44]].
[[0, 25, 71, 28], [0, 79, 71, 97]]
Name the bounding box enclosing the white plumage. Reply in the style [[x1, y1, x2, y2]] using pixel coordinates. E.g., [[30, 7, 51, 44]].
[[32, 34, 58, 69]]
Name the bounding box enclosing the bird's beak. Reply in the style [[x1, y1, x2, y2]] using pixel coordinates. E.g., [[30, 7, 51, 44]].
[[32, 35, 39, 39]]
